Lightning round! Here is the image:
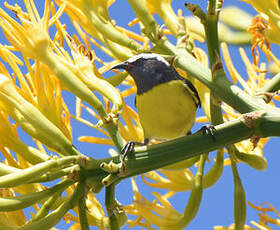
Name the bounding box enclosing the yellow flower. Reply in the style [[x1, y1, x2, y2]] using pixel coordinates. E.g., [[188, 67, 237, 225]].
[[248, 202, 280, 229], [146, 0, 183, 37], [54, 0, 140, 58], [124, 178, 184, 229], [142, 168, 193, 191], [0, 43, 72, 141], [242, 0, 280, 67], [242, 0, 280, 45], [0, 1, 51, 60], [0, 188, 26, 228], [0, 111, 48, 164], [0, 73, 76, 156]]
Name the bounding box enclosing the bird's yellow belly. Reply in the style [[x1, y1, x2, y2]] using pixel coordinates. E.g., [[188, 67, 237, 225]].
[[136, 80, 197, 140]]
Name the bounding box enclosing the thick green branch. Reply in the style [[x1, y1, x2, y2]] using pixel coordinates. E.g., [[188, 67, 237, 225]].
[[85, 112, 280, 192], [105, 184, 119, 230]]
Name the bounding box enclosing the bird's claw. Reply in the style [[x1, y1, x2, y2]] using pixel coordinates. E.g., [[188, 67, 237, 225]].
[[121, 141, 136, 159], [120, 141, 136, 173], [199, 124, 216, 141]]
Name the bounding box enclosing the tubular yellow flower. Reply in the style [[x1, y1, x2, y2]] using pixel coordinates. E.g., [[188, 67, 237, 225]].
[[146, 0, 182, 37], [242, 0, 280, 45], [0, 73, 77, 156], [54, 0, 141, 54], [0, 1, 51, 60], [0, 188, 26, 228], [0, 45, 72, 141], [65, 41, 123, 115], [0, 111, 49, 164], [142, 168, 194, 191], [124, 178, 183, 229], [0, 2, 109, 125], [32, 63, 73, 141], [248, 202, 280, 229]]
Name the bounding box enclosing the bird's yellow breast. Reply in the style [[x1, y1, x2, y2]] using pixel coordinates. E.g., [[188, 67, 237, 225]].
[[136, 80, 197, 140]]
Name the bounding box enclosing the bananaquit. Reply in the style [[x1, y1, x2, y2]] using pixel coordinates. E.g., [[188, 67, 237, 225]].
[[112, 53, 202, 150]]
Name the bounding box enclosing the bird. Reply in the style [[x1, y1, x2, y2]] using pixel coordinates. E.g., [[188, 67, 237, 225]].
[[112, 53, 207, 155]]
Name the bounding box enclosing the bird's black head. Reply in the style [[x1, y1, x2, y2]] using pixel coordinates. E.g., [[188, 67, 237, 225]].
[[112, 53, 176, 94]]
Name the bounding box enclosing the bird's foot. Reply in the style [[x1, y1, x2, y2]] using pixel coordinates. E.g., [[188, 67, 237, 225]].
[[198, 124, 216, 141], [121, 141, 136, 160], [120, 140, 148, 173]]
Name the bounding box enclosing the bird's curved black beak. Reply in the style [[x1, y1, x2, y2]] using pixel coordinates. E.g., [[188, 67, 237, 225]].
[[111, 62, 128, 70]]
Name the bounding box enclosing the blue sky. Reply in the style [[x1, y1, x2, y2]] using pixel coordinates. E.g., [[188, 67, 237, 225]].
[[0, 0, 279, 229]]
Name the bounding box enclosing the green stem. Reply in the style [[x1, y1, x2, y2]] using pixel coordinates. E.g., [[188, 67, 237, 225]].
[[0, 156, 77, 188], [78, 183, 90, 230], [0, 180, 74, 211], [229, 152, 246, 230], [105, 184, 120, 230], [96, 118, 252, 183], [85, 111, 280, 192], [18, 183, 84, 230], [257, 72, 280, 102], [28, 194, 60, 223], [178, 154, 207, 228], [31, 165, 79, 183]]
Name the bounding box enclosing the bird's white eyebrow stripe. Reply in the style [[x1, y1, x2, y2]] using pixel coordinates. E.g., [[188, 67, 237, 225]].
[[126, 53, 170, 66]]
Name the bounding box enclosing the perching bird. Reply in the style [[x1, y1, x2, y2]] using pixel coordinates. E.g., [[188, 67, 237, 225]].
[[112, 53, 202, 150]]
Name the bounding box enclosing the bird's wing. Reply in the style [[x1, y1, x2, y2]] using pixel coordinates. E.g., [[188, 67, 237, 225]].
[[181, 78, 201, 108], [172, 69, 201, 108]]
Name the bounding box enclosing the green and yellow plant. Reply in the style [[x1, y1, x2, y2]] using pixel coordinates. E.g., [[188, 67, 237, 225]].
[[0, 0, 279, 229]]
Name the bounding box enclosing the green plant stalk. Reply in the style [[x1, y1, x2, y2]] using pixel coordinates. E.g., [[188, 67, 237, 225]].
[[229, 154, 246, 230], [78, 183, 90, 230], [85, 112, 280, 192], [86, 7, 141, 52], [257, 72, 280, 102], [0, 162, 20, 176], [0, 156, 77, 188], [87, 119, 252, 185], [105, 184, 120, 230], [30, 193, 60, 223], [30, 165, 79, 183], [17, 182, 84, 230], [204, 14, 219, 67], [158, 2, 181, 37], [102, 37, 133, 61], [203, 148, 224, 188], [202, 0, 224, 190], [105, 72, 129, 87], [8, 140, 49, 164], [0, 180, 74, 211], [81, 75, 122, 114], [177, 154, 207, 228]]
